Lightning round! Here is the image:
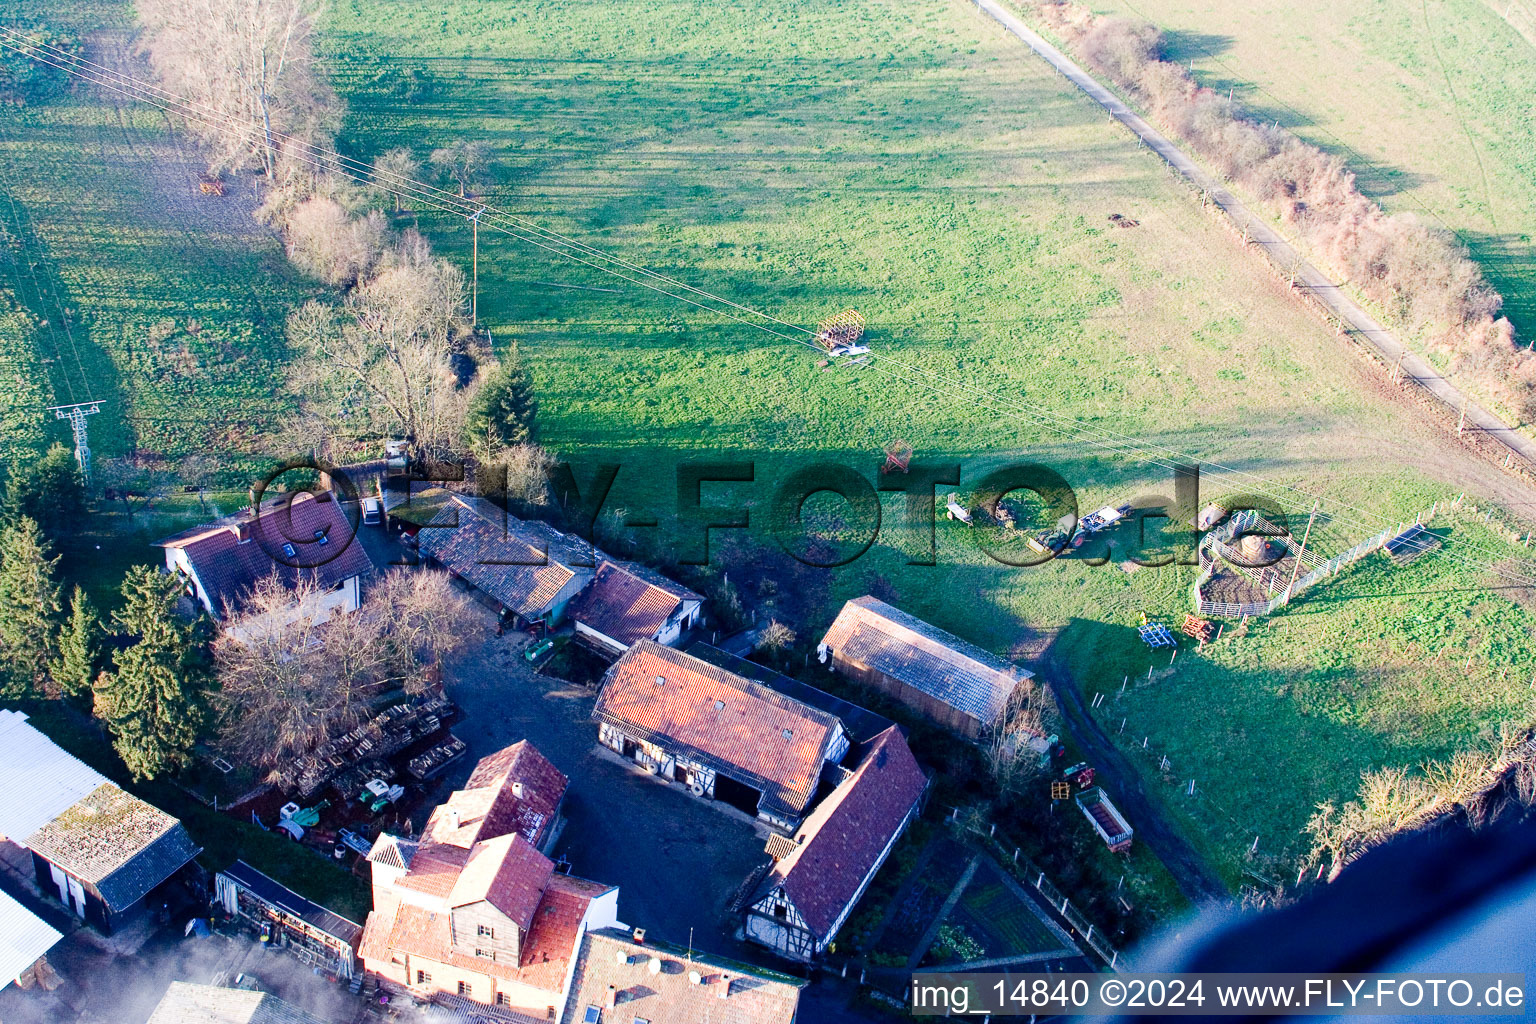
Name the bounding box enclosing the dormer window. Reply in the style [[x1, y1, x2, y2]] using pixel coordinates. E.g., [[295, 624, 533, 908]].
[[281, 542, 297, 558]]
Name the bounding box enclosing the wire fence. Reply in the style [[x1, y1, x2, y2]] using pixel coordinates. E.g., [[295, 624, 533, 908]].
[[1193, 505, 1436, 618], [946, 812, 1126, 971]]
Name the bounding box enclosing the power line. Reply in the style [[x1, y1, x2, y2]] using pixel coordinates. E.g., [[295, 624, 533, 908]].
[[7, 29, 1536, 588]]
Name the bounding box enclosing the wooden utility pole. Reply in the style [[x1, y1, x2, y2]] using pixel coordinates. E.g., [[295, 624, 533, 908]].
[[1284, 500, 1320, 599], [469, 208, 485, 324]]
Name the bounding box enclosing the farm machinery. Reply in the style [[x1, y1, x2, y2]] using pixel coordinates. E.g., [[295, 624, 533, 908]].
[[1070, 503, 1132, 547], [359, 778, 406, 813]]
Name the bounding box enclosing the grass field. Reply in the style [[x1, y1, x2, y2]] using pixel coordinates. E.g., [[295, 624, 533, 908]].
[[1075, 0, 1536, 343], [312, 0, 1536, 895], [1, 0, 313, 467]]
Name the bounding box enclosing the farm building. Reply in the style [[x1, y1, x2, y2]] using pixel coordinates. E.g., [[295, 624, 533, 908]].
[[145, 981, 329, 1024], [743, 726, 927, 962], [0, 710, 201, 936], [421, 740, 568, 856], [559, 927, 804, 1024], [593, 642, 850, 831], [359, 741, 617, 1018], [417, 494, 594, 630], [817, 597, 1031, 739], [214, 861, 362, 979], [687, 643, 897, 744], [568, 559, 704, 658], [155, 490, 374, 636], [0, 888, 61, 992]]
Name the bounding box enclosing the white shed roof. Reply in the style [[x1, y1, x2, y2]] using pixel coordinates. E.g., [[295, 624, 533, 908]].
[[0, 710, 109, 843], [0, 888, 61, 989]]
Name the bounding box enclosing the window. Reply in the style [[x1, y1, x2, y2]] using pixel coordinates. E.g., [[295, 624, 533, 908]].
[[416, 970, 431, 985], [314, 528, 329, 545], [714, 699, 725, 710], [458, 980, 472, 997], [496, 993, 510, 1006], [773, 904, 788, 919], [281, 542, 297, 558], [782, 728, 794, 740], [477, 924, 495, 938]]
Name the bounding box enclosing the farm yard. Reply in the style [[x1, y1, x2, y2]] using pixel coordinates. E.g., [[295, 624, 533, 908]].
[[312, 0, 1536, 901], [1, 0, 1536, 962]]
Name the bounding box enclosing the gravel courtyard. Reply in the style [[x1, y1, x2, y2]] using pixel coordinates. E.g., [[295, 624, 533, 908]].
[[431, 608, 774, 961]]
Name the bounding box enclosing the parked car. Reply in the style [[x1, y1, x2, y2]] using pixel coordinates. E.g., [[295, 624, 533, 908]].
[[362, 497, 382, 525]]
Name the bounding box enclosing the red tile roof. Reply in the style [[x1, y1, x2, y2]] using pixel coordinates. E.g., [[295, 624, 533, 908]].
[[157, 491, 373, 617], [594, 642, 842, 817], [450, 834, 555, 932], [361, 875, 610, 995], [754, 726, 927, 939], [393, 845, 470, 901], [568, 560, 701, 650]]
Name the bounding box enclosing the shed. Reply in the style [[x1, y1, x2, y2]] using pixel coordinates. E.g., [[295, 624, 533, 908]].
[[567, 559, 703, 658], [216, 861, 362, 977], [0, 889, 61, 992], [817, 597, 1030, 739]]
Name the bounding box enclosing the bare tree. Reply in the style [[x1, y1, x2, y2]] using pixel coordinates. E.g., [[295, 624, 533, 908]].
[[984, 676, 1057, 791], [214, 567, 470, 771], [373, 569, 474, 691], [212, 572, 377, 772], [283, 196, 387, 287], [136, 0, 337, 178], [755, 620, 796, 667], [430, 139, 492, 197], [287, 231, 480, 458], [372, 146, 421, 212]]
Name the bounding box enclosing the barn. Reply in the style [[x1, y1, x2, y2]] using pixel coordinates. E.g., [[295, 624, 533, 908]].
[[743, 726, 928, 961], [593, 642, 849, 831], [817, 596, 1030, 739]]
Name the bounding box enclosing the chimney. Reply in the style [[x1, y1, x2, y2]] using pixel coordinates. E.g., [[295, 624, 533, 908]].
[[233, 521, 251, 543], [720, 974, 731, 999], [606, 985, 618, 1009], [448, 808, 460, 829], [632, 927, 646, 945], [512, 781, 525, 799]]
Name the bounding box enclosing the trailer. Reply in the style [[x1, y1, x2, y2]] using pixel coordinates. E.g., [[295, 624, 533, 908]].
[[945, 493, 973, 525], [1071, 504, 1132, 547], [1076, 787, 1134, 852]]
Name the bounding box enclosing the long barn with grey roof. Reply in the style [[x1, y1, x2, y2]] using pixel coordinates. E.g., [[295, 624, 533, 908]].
[[817, 596, 1030, 739]]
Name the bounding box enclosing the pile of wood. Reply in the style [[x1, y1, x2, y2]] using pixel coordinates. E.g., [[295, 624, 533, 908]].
[[198, 175, 225, 196]]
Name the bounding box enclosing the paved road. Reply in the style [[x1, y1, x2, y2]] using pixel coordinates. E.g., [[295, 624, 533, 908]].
[[970, 0, 1536, 468]]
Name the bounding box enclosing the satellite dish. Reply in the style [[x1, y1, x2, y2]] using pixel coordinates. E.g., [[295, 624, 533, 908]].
[[648, 958, 662, 975], [689, 971, 702, 985]]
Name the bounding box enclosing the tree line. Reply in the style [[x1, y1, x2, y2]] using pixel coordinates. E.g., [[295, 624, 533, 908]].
[[135, 0, 540, 473], [1029, 1, 1536, 421]]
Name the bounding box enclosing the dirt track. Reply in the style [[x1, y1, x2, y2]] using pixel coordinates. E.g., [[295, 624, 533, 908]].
[[970, 0, 1536, 511], [1041, 655, 1230, 906]]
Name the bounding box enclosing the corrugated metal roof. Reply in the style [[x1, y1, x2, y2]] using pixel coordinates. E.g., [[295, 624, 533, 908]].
[[0, 888, 61, 989], [0, 710, 109, 843]]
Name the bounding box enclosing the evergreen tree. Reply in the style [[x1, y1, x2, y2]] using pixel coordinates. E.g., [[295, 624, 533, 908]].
[[5, 442, 86, 536], [93, 566, 207, 780], [0, 515, 61, 698], [465, 351, 537, 456], [50, 585, 98, 698]]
